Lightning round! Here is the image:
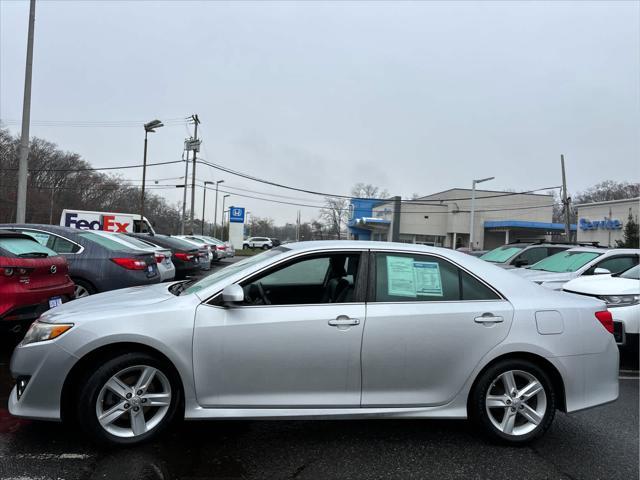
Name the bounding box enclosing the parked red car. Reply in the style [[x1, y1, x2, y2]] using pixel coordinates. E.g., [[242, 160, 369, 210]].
[[0, 231, 75, 333]]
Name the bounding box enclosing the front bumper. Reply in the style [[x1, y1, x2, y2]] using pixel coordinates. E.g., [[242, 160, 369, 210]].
[[8, 340, 77, 421]]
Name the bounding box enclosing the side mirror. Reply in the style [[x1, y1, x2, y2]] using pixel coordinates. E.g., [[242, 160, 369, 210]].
[[593, 267, 611, 275], [513, 259, 528, 268], [222, 284, 244, 305]]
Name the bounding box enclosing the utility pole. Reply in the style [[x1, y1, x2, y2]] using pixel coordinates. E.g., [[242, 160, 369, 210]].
[[213, 179, 224, 237], [561, 154, 571, 240], [202, 181, 213, 235], [15, 0, 36, 223], [188, 114, 200, 234], [469, 176, 495, 250], [180, 150, 189, 235], [221, 194, 230, 241]]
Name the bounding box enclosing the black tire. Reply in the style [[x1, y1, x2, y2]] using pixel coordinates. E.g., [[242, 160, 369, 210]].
[[243, 244, 249, 250], [262, 244, 269, 250], [76, 352, 182, 446], [470, 359, 556, 444], [72, 278, 96, 299]]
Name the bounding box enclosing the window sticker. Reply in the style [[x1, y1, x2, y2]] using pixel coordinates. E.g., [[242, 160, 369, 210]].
[[413, 261, 443, 296], [386, 256, 417, 297]]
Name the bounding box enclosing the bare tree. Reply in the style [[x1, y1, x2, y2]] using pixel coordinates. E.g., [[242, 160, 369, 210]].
[[320, 197, 349, 240], [351, 183, 388, 199]]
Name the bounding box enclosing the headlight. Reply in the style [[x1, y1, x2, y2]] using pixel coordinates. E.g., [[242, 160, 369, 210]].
[[21, 321, 73, 345], [598, 294, 640, 308]]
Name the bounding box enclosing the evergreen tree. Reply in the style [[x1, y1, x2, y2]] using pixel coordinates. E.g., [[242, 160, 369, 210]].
[[616, 210, 639, 248]]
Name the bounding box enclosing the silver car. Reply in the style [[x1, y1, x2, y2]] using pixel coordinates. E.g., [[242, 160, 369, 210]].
[[9, 241, 618, 446]]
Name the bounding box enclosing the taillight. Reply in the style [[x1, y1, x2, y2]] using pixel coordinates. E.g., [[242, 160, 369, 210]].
[[217, 246, 225, 250], [174, 252, 193, 261], [595, 310, 614, 334], [1, 267, 33, 277], [110, 258, 147, 270], [154, 254, 165, 264]]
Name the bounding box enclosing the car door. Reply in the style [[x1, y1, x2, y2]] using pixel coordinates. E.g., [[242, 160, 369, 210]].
[[193, 250, 366, 407], [361, 251, 514, 406], [583, 253, 639, 276]]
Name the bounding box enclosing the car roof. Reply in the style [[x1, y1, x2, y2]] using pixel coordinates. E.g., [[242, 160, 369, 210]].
[[284, 240, 454, 253], [564, 246, 640, 254]]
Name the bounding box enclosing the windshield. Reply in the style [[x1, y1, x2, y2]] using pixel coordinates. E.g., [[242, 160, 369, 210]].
[[529, 250, 602, 273], [619, 265, 640, 280], [0, 237, 58, 257], [480, 245, 525, 263], [181, 247, 289, 295]]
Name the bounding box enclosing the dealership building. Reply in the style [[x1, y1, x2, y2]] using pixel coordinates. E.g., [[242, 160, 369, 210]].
[[575, 197, 639, 246], [348, 188, 576, 250]]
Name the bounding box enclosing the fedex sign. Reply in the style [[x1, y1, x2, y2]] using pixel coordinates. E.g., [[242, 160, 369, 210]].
[[63, 212, 133, 232]]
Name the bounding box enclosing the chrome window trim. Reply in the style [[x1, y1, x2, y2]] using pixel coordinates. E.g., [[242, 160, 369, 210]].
[[202, 247, 369, 305], [370, 248, 507, 302], [0, 227, 85, 255]]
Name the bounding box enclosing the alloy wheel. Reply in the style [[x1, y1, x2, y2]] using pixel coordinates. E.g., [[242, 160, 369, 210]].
[[74, 284, 90, 298], [95, 365, 172, 438], [485, 369, 547, 436]]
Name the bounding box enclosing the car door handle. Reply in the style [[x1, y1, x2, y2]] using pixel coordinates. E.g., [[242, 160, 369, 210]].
[[474, 314, 504, 324], [328, 316, 360, 327]]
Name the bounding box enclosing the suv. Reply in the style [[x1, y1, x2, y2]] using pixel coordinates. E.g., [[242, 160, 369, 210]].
[[243, 237, 273, 250], [480, 241, 579, 269], [513, 246, 640, 290]]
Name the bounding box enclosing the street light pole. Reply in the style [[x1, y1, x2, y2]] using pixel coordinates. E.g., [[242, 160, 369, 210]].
[[221, 194, 230, 241], [213, 180, 224, 238], [140, 120, 163, 231], [202, 181, 213, 235], [469, 176, 495, 250], [15, 0, 36, 223]]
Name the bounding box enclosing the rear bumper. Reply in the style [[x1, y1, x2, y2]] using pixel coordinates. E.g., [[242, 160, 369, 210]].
[[0, 281, 75, 322], [550, 339, 619, 413]]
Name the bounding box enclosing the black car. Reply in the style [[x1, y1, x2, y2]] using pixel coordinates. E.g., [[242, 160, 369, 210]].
[[128, 234, 201, 280]]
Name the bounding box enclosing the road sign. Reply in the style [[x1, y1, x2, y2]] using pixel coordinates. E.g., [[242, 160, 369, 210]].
[[229, 206, 245, 223]]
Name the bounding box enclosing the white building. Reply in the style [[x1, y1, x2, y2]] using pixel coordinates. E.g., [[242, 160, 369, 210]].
[[575, 197, 639, 247], [349, 188, 571, 250]]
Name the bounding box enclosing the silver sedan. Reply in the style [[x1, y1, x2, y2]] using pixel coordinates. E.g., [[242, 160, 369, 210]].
[[9, 241, 618, 445]]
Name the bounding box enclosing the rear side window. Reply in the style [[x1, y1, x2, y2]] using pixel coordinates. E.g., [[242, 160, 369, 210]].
[[51, 235, 81, 253], [0, 237, 57, 257], [374, 253, 500, 302], [78, 232, 135, 252]]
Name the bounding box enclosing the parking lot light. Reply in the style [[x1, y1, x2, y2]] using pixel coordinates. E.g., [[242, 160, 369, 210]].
[[140, 120, 164, 231], [469, 176, 495, 250], [202, 181, 214, 235]]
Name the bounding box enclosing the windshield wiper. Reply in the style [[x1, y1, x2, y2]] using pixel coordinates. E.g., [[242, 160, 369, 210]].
[[169, 280, 192, 296]]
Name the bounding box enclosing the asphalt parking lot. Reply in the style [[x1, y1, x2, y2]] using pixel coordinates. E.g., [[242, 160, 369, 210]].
[[0, 259, 637, 480]]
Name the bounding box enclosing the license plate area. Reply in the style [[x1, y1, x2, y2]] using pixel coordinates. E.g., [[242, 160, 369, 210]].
[[48, 296, 63, 309]]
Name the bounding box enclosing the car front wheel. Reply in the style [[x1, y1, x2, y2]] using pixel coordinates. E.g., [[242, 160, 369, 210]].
[[470, 359, 556, 444], [77, 352, 182, 445]]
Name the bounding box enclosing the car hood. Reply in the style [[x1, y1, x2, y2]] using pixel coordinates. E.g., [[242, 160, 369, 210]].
[[563, 275, 640, 296], [40, 282, 177, 323], [510, 269, 574, 283]]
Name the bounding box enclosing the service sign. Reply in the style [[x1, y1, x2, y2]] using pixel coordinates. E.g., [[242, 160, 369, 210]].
[[578, 217, 623, 231]]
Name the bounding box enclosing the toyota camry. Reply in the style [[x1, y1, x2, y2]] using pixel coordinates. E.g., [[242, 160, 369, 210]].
[[9, 241, 618, 445]]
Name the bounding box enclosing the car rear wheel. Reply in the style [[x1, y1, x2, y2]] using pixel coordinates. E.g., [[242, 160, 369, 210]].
[[470, 359, 555, 444], [77, 352, 182, 445], [262, 244, 269, 250], [73, 279, 95, 299]]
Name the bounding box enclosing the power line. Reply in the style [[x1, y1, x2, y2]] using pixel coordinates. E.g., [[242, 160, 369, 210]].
[[3, 160, 184, 172]]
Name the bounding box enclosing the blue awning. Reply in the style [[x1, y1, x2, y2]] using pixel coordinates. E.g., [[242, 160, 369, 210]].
[[484, 220, 577, 231]]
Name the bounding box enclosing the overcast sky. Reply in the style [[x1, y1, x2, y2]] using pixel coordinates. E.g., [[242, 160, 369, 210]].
[[1, 0, 638, 225]]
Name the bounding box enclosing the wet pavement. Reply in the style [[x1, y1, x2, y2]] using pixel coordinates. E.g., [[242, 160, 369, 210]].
[[0, 260, 638, 480]]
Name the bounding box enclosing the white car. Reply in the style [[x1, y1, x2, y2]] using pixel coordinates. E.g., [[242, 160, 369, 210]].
[[91, 231, 175, 282], [563, 265, 639, 350], [243, 237, 273, 250], [512, 247, 639, 290]]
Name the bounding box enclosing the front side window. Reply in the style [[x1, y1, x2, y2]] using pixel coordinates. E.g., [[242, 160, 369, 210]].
[[241, 252, 361, 305], [512, 247, 549, 266], [529, 251, 602, 273], [586, 255, 639, 275], [374, 253, 500, 302]]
